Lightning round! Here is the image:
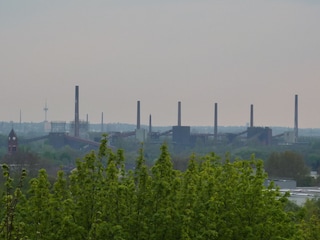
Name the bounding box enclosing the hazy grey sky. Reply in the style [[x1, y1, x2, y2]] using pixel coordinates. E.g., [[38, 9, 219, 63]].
[[1, 0, 319, 128]]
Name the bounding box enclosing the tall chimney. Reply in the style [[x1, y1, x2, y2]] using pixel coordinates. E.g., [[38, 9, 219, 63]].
[[214, 102, 218, 141], [250, 104, 254, 127], [86, 114, 89, 132], [178, 101, 181, 126], [75, 85, 79, 137], [137, 101, 140, 130], [149, 114, 152, 134], [101, 112, 104, 132], [294, 94, 298, 139]]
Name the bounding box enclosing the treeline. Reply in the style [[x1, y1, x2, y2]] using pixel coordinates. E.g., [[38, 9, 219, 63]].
[[0, 136, 319, 239]]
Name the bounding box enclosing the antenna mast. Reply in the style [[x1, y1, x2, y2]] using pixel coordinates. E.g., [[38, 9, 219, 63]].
[[43, 100, 48, 122]]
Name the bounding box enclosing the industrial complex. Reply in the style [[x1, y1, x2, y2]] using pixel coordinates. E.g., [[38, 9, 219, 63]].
[[0, 85, 316, 153]]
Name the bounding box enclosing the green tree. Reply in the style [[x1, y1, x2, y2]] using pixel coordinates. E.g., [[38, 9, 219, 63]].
[[0, 137, 305, 239], [265, 151, 309, 185], [295, 198, 320, 240], [131, 146, 152, 240], [148, 144, 181, 239], [179, 153, 206, 240], [0, 164, 26, 240], [69, 150, 103, 238]]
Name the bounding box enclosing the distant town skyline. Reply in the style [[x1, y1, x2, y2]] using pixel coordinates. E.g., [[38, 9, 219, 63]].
[[1, 1, 319, 128]]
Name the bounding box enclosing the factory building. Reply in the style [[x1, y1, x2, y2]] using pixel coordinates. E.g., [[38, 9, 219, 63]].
[[247, 127, 272, 145], [172, 101, 191, 146]]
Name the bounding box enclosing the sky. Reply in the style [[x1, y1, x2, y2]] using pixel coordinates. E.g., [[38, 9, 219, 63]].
[[0, 0, 320, 128]]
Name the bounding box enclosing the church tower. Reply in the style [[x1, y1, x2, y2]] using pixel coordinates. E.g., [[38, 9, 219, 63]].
[[8, 129, 18, 154]]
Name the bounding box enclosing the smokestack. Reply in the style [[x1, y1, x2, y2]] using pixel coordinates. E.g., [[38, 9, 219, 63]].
[[178, 101, 181, 126], [149, 114, 152, 134], [250, 104, 254, 127], [101, 112, 104, 132], [137, 101, 140, 130], [294, 94, 298, 139], [75, 85, 79, 137], [214, 103, 218, 141], [86, 114, 89, 132]]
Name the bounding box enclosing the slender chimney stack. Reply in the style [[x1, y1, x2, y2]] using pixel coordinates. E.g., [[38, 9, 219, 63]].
[[75, 85, 79, 137], [214, 103, 218, 141], [86, 114, 89, 132], [137, 101, 140, 130], [250, 104, 254, 127], [178, 101, 181, 126], [149, 114, 152, 134], [294, 94, 298, 139], [101, 112, 104, 132]]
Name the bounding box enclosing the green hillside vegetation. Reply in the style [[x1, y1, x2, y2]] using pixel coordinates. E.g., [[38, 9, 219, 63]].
[[0, 135, 319, 239], [1, 132, 319, 187]]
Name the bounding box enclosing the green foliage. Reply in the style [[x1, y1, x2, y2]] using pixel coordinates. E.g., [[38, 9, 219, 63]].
[[0, 164, 26, 240], [0, 136, 307, 239], [307, 153, 320, 171], [293, 198, 320, 240], [265, 151, 310, 185]]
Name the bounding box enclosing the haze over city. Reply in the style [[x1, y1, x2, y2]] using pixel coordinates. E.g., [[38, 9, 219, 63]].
[[1, 0, 319, 128]]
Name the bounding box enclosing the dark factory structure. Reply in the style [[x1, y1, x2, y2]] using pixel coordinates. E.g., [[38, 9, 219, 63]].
[[247, 127, 272, 145], [246, 104, 272, 145], [38, 86, 97, 150], [172, 101, 191, 146], [135, 100, 147, 142]]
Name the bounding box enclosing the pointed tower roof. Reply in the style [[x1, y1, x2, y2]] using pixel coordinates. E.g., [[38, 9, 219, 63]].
[[8, 128, 18, 154], [8, 129, 17, 139]]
